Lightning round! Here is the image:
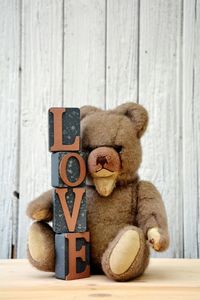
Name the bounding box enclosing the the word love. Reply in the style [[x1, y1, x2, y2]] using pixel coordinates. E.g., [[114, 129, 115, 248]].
[[49, 108, 90, 280]]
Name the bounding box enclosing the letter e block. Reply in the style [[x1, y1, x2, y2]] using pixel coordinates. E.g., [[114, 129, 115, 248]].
[[55, 232, 90, 280]]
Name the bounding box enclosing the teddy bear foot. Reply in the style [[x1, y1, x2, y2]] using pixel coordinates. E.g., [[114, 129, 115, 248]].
[[27, 221, 55, 272], [101, 226, 150, 281]]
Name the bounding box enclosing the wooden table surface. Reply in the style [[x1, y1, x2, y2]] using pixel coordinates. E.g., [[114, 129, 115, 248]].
[[0, 259, 200, 300]]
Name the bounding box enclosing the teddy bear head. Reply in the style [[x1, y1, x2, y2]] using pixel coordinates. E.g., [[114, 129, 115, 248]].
[[81, 102, 148, 197]]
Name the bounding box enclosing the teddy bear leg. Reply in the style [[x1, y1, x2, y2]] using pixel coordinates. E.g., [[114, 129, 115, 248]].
[[101, 225, 149, 281], [27, 221, 55, 272]]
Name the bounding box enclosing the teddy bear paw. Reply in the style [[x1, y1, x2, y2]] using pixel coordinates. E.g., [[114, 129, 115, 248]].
[[27, 222, 55, 272], [109, 229, 140, 275], [101, 226, 149, 281], [147, 227, 169, 251], [26, 190, 53, 222]]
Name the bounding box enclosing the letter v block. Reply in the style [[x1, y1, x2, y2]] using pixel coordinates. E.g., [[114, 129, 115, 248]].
[[53, 188, 87, 233]]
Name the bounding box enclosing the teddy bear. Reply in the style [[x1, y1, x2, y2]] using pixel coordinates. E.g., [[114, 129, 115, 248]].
[[26, 102, 169, 281]]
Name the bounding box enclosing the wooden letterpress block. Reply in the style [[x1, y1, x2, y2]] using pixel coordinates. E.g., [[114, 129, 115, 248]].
[[53, 188, 87, 233], [51, 151, 87, 188], [55, 232, 90, 280], [49, 107, 80, 152]]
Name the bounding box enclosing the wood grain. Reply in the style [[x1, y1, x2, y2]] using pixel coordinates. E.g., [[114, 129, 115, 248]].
[[17, 0, 63, 258], [0, 259, 200, 300], [138, 0, 183, 258], [182, 0, 200, 258], [106, 0, 139, 108], [0, 1, 199, 259], [63, 0, 105, 108], [0, 0, 20, 258]]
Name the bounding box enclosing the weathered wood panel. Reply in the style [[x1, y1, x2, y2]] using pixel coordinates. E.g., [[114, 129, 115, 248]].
[[138, 0, 183, 258], [182, 0, 200, 258], [17, 0, 63, 258], [0, 0, 199, 259], [106, 0, 139, 108], [0, 0, 20, 258], [63, 0, 105, 108]]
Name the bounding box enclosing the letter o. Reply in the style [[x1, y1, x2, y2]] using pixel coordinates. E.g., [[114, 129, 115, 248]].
[[59, 153, 86, 187]]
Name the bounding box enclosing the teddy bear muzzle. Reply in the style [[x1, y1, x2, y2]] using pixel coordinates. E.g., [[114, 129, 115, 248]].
[[87, 147, 121, 197]]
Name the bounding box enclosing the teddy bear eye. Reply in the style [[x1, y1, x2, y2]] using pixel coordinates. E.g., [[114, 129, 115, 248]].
[[85, 145, 93, 152], [114, 145, 123, 153]]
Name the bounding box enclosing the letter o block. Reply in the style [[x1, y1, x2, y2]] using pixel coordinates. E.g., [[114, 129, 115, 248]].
[[51, 152, 87, 188]]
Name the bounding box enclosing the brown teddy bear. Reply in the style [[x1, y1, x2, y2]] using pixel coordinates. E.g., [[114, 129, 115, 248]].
[[27, 102, 169, 281]]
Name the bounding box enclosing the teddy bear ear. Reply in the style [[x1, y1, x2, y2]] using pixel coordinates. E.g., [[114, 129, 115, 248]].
[[80, 105, 102, 120], [114, 102, 148, 138]]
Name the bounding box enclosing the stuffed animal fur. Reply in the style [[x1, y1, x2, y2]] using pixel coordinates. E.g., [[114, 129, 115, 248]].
[[27, 102, 169, 281]]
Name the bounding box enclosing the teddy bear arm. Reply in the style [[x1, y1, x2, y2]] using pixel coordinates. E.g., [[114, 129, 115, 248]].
[[136, 180, 169, 251], [26, 189, 53, 222]]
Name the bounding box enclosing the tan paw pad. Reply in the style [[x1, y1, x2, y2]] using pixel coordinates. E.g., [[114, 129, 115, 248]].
[[109, 230, 140, 275], [28, 227, 48, 262]]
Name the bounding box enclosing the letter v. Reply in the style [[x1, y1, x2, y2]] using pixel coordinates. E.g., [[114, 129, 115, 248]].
[[55, 188, 85, 232]]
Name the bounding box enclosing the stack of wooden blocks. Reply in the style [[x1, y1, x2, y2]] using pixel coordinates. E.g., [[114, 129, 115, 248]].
[[48, 108, 90, 280]]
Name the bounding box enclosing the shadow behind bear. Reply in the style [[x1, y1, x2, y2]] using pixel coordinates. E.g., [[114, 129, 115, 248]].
[[26, 102, 169, 282]]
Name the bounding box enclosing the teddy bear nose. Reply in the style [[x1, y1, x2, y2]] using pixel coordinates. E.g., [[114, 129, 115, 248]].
[[96, 156, 108, 167]]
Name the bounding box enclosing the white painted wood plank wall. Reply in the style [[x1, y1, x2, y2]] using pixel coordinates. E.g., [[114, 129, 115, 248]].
[[0, 0, 20, 258], [139, 0, 183, 258], [18, 0, 63, 258], [0, 0, 199, 259]]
